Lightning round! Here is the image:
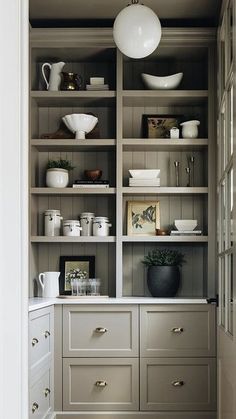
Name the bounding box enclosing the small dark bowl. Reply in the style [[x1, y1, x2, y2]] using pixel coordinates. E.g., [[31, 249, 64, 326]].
[[84, 169, 102, 181]]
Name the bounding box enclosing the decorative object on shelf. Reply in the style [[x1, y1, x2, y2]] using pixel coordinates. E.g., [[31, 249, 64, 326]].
[[185, 166, 191, 187], [129, 169, 160, 187], [180, 120, 200, 139], [142, 249, 185, 297], [38, 271, 60, 298], [141, 72, 183, 90], [174, 161, 180, 187], [90, 77, 104, 85], [62, 113, 98, 140], [143, 115, 181, 138], [86, 77, 109, 91], [41, 119, 100, 139], [171, 219, 202, 236], [63, 220, 82, 236], [87, 278, 101, 296], [188, 155, 195, 186], [73, 180, 109, 189], [84, 169, 102, 181], [93, 216, 112, 237], [46, 159, 74, 188], [60, 72, 82, 91], [79, 212, 95, 236], [71, 277, 87, 296], [156, 228, 168, 236], [41, 61, 65, 91], [113, 0, 161, 59], [170, 127, 180, 139], [44, 209, 63, 236], [59, 255, 95, 295], [127, 201, 160, 236]]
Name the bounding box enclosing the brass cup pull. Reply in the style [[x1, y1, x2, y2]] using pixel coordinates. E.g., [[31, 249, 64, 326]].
[[44, 387, 51, 397], [172, 380, 184, 387], [44, 330, 51, 338], [95, 327, 108, 333], [31, 337, 39, 346], [95, 380, 107, 387], [32, 402, 39, 413], [171, 327, 184, 333]]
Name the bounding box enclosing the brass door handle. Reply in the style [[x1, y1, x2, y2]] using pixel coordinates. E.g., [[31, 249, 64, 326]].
[[32, 402, 39, 413], [44, 330, 50, 338], [31, 337, 39, 346], [44, 387, 51, 397], [171, 327, 184, 333], [172, 380, 185, 387], [95, 380, 107, 387], [95, 327, 108, 333]]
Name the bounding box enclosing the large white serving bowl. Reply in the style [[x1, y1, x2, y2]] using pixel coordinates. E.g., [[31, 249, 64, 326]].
[[62, 113, 98, 139], [129, 169, 160, 179], [141, 72, 183, 90], [174, 219, 198, 231]]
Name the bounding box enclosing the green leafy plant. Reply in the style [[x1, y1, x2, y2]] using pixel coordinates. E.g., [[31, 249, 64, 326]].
[[142, 249, 185, 267], [47, 158, 75, 171]]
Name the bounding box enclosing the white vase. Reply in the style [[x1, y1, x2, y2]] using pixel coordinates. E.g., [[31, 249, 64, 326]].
[[46, 168, 69, 188]]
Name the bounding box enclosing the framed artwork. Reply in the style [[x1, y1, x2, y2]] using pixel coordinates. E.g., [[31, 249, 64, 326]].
[[59, 256, 95, 295], [142, 114, 181, 138], [127, 201, 160, 236]]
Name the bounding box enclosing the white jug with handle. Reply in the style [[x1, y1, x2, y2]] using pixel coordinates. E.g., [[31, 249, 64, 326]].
[[38, 271, 60, 297], [42, 61, 65, 91]]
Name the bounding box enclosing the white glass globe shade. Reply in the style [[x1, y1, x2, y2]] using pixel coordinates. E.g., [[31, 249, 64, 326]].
[[113, 4, 161, 59]]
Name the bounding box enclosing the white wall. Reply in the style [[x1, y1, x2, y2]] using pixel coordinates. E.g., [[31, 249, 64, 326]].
[[0, 1, 29, 418]]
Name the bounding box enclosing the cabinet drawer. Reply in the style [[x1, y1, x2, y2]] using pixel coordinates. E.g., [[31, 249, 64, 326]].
[[29, 362, 53, 419], [63, 358, 139, 411], [140, 358, 216, 411], [140, 305, 215, 357], [29, 306, 54, 374], [63, 305, 138, 357]]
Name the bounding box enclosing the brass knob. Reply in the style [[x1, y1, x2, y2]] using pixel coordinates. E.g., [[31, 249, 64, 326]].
[[171, 327, 184, 333], [32, 402, 39, 413], [44, 387, 51, 397], [95, 327, 108, 333], [31, 337, 39, 346], [44, 330, 50, 338], [95, 380, 107, 387], [172, 380, 184, 387]]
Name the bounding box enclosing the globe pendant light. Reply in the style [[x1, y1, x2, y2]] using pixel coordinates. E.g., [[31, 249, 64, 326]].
[[113, 0, 161, 59]]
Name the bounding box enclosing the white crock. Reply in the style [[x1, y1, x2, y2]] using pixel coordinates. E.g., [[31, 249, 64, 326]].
[[44, 209, 62, 236], [180, 120, 200, 139], [93, 216, 112, 237], [80, 212, 95, 236], [46, 168, 69, 188], [63, 220, 82, 236]]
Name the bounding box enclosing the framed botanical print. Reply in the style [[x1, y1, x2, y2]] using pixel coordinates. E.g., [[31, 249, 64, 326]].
[[127, 201, 160, 236], [142, 114, 181, 138], [59, 256, 95, 295]]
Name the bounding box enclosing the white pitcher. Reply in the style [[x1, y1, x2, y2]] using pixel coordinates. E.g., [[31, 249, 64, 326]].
[[42, 61, 65, 91], [38, 272, 60, 297]]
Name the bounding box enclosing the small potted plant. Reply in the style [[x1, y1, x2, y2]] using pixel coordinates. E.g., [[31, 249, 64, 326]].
[[142, 249, 185, 297], [46, 158, 74, 188]]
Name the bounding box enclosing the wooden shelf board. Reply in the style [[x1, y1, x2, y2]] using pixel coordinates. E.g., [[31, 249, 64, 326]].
[[122, 90, 208, 106], [31, 90, 116, 107], [122, 187, 208, 195], [31, 236, 116, 243], [122, 235, 208, 243], [31, 187, 116, 195], [122, 138, 208, 151], [31, 139, 116, 151]]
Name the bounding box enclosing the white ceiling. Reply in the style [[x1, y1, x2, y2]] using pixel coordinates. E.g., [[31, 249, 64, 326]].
[[30, 0, 221, 22]]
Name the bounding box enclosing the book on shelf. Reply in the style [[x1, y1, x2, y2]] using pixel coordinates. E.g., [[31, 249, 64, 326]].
[[86, 84, 109, 91], [74, 179, 109, 185], [170, 230, 202, 236], [129, 179, 160, 186], [72, 184, 110, 188]]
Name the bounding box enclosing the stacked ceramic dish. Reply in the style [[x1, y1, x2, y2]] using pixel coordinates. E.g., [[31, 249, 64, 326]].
[[129, 169, 160, 187], [170, 219, 202, 236]]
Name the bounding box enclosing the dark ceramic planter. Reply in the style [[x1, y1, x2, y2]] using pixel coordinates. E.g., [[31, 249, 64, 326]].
[[147, 265, 180, 297]]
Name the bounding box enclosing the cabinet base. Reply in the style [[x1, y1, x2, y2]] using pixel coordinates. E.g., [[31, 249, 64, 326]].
[[54, 412, 216, 419]]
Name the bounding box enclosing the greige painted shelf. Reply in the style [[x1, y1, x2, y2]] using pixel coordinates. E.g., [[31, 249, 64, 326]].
[[122, 236, 208, 243], [31, 187, 116, 195], [122, 138, 208, 151], [122, 90, 208, 106], [31, 90, 116, 106], [31, 236, 116, 243], [31, 139, 116, 151], [122, 187, 208, 194]]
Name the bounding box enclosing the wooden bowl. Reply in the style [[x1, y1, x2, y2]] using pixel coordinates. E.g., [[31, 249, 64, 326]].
[[84, 169, 102, 181]]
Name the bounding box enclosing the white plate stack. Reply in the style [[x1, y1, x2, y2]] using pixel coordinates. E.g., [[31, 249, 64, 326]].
[[128, 169, 160, 187]]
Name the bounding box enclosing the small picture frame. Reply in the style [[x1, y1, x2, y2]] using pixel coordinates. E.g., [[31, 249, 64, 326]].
[[59, 256, 95, 295], [142, 114, 181, 138], [127, 201, 160, 236]]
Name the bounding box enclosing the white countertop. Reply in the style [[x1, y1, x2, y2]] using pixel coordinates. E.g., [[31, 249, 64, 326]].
[[28, 296, 209, 312]]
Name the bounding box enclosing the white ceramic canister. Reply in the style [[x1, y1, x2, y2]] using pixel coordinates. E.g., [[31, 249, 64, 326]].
[[63, 220, 82, 236], [44, 209, 63, 236], [93, 216, 112, 237], [80, 212, 95, 236], [46, 168, 69, 188], [180, 120, 200, 139]]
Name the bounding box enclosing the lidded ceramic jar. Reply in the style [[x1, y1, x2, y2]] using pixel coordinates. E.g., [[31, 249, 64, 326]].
[[80, 212, 95, 236], [180, 120, 200, 139], [93, 216, 112, 237], [46, 168, 69, 188], [63, 220, 82, 236], [44, 209, 62, 236]]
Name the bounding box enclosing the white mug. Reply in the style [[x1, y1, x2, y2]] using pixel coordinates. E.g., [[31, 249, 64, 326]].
[[38, 271, 60, 298]]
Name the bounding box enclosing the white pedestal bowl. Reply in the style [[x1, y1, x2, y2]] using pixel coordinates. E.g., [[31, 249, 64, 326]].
[[141, 72, 183, 90], [62, 114, 98, 139]]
